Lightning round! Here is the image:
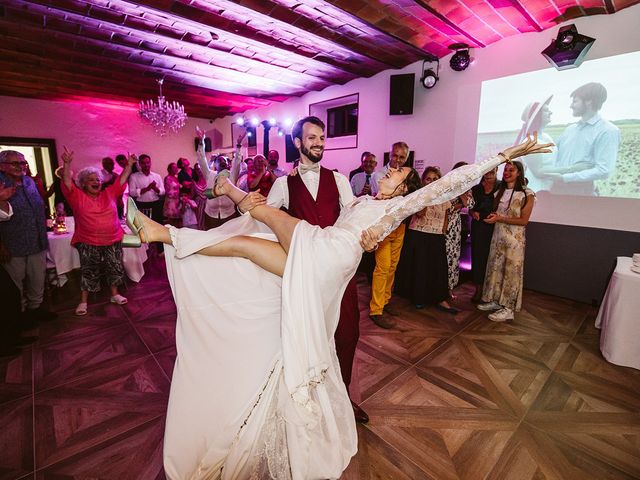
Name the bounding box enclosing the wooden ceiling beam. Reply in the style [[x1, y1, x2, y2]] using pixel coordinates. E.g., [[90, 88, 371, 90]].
[[0, 34, 276, 108], [413, 0, 486, 48], [1, 4, 336, 96], [129, 0, 401, 71], [511, 1, 543, 32], [15, 0, 358, 86], [0, 77, 233, 119], [0, 52, 265, 112], [0, 21, 305, 99]]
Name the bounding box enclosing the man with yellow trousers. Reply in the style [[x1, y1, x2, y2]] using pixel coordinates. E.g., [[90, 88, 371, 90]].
[[369, 141, 410, 329]]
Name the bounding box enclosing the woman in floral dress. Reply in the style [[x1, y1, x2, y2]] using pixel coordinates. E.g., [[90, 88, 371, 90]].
[[478, 160, 535, 322], [445, 161, 474, 298]]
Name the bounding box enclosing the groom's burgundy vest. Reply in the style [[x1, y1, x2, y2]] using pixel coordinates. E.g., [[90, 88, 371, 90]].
[[286, 167, 340, 228]]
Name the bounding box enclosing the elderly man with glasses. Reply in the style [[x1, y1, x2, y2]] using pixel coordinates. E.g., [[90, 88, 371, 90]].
[[0, 150, 56, 328]]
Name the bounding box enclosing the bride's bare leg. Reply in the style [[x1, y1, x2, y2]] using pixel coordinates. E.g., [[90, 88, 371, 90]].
[[216, 178, 300, 253], [245, 205, 299, 254], [197, 236, 287, 277], [135, 209, 287, 276]]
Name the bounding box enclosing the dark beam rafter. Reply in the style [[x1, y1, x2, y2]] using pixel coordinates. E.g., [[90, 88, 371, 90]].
[[413, 0, 487, 48]]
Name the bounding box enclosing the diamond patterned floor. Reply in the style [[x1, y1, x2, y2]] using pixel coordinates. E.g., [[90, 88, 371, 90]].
[[1, 256, 638, 479]]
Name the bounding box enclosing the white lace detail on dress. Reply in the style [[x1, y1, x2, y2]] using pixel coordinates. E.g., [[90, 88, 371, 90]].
[[368, 156, 503, 242], [249, 383, 292, 480]]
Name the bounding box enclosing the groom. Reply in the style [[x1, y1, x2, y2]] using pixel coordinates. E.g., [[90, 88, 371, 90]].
[[267, 115, 373, 423]]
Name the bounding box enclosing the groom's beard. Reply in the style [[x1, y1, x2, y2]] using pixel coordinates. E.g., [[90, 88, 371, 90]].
[[300, 144, 324, 163]]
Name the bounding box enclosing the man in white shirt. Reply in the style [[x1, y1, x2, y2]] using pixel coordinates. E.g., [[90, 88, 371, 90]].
[[128, 154, 165, 222], [543, 82, 620, 196], [266, 116, 371, 424], [350, 152, 378, 197], [197, 130, 245, 229]]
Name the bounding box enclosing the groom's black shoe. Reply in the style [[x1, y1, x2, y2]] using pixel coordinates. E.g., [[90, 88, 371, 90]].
[[351, 401, 369, 424]]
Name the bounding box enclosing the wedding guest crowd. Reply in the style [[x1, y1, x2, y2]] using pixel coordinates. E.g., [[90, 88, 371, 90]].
[[0, 122, 537, 360]]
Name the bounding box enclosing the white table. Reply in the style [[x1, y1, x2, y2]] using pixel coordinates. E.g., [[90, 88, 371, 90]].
[[46, 227, 148, 285], [595, 257, 640, 370]]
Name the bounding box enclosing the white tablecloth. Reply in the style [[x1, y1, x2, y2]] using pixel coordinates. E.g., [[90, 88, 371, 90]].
[[46, 228, 148, 284], [595, 257, 640, 370]]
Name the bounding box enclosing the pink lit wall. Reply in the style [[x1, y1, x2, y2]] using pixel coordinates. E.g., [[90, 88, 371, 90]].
[[0, 96, 208, 173], [212, 5, 640, 232]]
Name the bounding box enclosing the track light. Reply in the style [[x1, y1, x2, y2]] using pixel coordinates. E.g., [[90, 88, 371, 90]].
[[449, 43, 471, 72], [541, 24, 595, 71], [420, 58, 439, 89]]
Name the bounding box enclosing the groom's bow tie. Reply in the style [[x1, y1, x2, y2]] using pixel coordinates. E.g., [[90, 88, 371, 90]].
[[298, 163, 321, 175]]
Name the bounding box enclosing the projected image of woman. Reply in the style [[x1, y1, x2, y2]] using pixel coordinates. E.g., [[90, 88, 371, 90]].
[[514, 95, 556, 192]]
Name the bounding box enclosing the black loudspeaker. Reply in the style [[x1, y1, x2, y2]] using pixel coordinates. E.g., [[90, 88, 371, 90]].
[[285, 134, 299, 163], [194, 137, 212, 152], [246, 126, 257, 147], [389, 73, 415, 115]]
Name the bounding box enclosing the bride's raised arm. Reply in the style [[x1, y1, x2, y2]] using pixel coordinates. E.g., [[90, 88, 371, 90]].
[[368, 135, 553, 242]]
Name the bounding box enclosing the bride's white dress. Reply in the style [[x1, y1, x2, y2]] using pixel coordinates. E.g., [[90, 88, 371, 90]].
[[162, 156, 504, 480]]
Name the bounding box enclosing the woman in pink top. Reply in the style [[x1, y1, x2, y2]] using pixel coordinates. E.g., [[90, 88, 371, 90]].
[[60, 147, 136, 315]]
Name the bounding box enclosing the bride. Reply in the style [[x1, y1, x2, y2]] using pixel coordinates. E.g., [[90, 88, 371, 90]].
[[127, 129, 550, 480]]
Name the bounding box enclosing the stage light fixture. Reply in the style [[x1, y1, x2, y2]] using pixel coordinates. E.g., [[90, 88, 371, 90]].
[[250, 117, 260, 126], [269, 117, 277, 126], [449, 43, 470, 72], [420, 58, 439, 89], [541, 24, 595, 71], [235, 117, 245, 126]]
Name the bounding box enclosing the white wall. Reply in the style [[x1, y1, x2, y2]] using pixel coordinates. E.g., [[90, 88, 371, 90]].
[[212, 5, 640, 232], [0, 95, 208, 173]]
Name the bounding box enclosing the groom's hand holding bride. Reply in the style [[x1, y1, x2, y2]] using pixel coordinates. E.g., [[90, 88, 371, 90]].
[[238, 191, 267, 214]]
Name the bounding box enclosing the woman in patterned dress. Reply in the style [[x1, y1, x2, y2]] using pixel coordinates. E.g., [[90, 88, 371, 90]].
[[477, 160, 535, 322], [445, 161, 474, 298]]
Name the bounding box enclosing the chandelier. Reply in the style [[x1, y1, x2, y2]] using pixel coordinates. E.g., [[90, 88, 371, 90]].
[[139, 79, 187, 136]]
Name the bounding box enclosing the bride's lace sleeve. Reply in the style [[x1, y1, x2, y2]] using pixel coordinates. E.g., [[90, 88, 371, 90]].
[[370, 155, 504, 241]]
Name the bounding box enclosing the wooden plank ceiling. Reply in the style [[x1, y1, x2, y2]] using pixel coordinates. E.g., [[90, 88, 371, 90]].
[[0, 0, 637, 119]]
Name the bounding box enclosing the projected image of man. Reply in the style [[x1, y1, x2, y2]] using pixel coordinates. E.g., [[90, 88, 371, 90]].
[[543, 82, 620, 196]]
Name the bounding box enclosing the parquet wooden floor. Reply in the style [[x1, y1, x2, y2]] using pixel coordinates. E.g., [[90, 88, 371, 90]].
[[1, 256, 638, 479]]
